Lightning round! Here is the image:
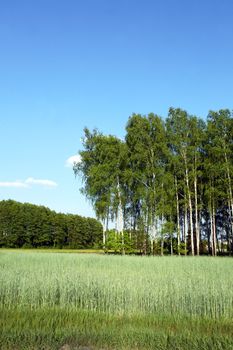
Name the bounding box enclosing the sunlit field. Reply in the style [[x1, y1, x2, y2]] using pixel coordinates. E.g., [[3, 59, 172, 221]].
[[1, 251, 233, 349]]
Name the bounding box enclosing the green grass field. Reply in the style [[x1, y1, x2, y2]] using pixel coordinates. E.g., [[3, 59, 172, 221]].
[[0, 250, 233, 349]]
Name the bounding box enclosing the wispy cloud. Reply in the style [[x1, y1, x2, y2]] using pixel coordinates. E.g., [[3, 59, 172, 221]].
[[65, 154, 82, 167], [0, 181, 28, 188], [25, 177, 58, 187], [0, 178, 58, 188]]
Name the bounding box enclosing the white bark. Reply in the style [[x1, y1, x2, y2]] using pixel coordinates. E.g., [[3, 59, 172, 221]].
[[116, 176, 124, 253], [116, 204, 124, 234], [213, 201, 217, 256], [175, 177, 181, 255], [209, 197, 216, 256], [102, 219, 107, 248], [224, 151, 233, 237], [161, 215, 164, 256], [210, 208, 214, 255], [184, 201, 188, 256], [184, 160, 194, 256], [194, 175, 200, 255]]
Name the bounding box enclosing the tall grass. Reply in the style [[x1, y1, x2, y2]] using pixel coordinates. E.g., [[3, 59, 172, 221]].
[[0, 251, 233, 349], [1, 252, 233, 317]]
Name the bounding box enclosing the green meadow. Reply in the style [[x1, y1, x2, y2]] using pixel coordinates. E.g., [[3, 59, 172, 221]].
[[1, 251, 233, 349]]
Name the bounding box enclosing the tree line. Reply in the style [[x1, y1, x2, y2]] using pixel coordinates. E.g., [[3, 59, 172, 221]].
[[0, 200, 102, 248], [74, 108, 233, 256]]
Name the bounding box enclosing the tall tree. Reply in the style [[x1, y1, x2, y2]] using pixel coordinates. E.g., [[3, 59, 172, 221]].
[[125, 113, 169, 253], [74, 128, 127, 248], [166, 108, 195, 255], [205, 110, 233, 255]]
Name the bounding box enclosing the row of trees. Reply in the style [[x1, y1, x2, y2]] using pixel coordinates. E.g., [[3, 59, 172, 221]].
[[74, 108, 233, 255], [0, 200, 102, 248]]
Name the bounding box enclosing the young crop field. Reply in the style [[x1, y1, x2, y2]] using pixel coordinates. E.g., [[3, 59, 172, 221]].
[[0, 251, 233, 349]]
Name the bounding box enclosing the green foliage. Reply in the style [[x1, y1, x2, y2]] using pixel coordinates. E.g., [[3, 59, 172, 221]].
[[104, 230, 136, 254], [74, 129, 127, 223], [0, 200, 102, 249], [75, 108, 233, 256]]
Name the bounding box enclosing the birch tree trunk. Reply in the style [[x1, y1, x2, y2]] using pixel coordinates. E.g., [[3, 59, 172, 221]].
[[210, 206, 214, 255], [102, 218, 107, 249], [175, 176, 181, 255], [212, 201, 217, 256], [184, 200, 188, 256], [161, 216, 164, 256], [116, 177, 124, 254], [224, 152, 233, 239], [210, 209, 214, 255], [194, 175, 200, 255], [149, 216, 156, 255], [209, 197, 217, 256], [184, 155, 194, 256]]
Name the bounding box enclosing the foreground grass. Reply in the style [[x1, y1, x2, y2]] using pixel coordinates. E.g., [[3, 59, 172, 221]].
[[0, 251, 233, 349], [1, 308, 233, 350]]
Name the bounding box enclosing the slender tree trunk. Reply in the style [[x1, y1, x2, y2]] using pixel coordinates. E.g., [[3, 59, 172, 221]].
[[181, 214, 184, 242], [225, 152, 233, 206], [102, 218, 107, 249], [227, 200, 231, 254], [161, 240, 164, 256], [175, 176, 180, 255], [209, 188, 213, 255], [187, 181, 194, 255], [212, 201, 217, 256], [184, 201, 188, 256], [161, 216, 164, 256], [210, 208, 213, 255], [194, 175, 200, 255], [184, 155, 194, 255], [225, 154, 233, 240], [209, 193, 217, 257], [116, 177, 124, 254], [223, 151, 233, 255], [150, 214, 156, 255], [188, 192, 194, 255]]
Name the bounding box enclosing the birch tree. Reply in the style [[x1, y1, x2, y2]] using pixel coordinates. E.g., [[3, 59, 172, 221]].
[[125, 113, 168, 253], [205, 110, 233, 254], [74, 128, 127, 248], [166, 108, 195, 255], [73, 108, 233, 255]]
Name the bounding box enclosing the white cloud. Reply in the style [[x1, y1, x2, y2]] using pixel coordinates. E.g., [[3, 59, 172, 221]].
[[25, 177, 58, 187], [0, 181, 28, 188], [0, 178, 58, 188], [65, 154, 82, 167]]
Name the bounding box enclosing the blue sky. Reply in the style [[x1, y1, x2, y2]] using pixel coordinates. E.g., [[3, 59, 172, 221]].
[[1, 0, 233, 218]]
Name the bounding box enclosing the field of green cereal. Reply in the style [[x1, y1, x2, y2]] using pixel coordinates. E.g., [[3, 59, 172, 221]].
[[0, 250, 233, 349]]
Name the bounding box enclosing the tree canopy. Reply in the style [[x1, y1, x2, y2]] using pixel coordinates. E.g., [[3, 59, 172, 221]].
[[74, 108, 233, 256], [0, 200, 102, 249]]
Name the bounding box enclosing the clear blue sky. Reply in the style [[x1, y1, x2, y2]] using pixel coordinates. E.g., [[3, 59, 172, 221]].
[[1, 0, 233, 218]]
